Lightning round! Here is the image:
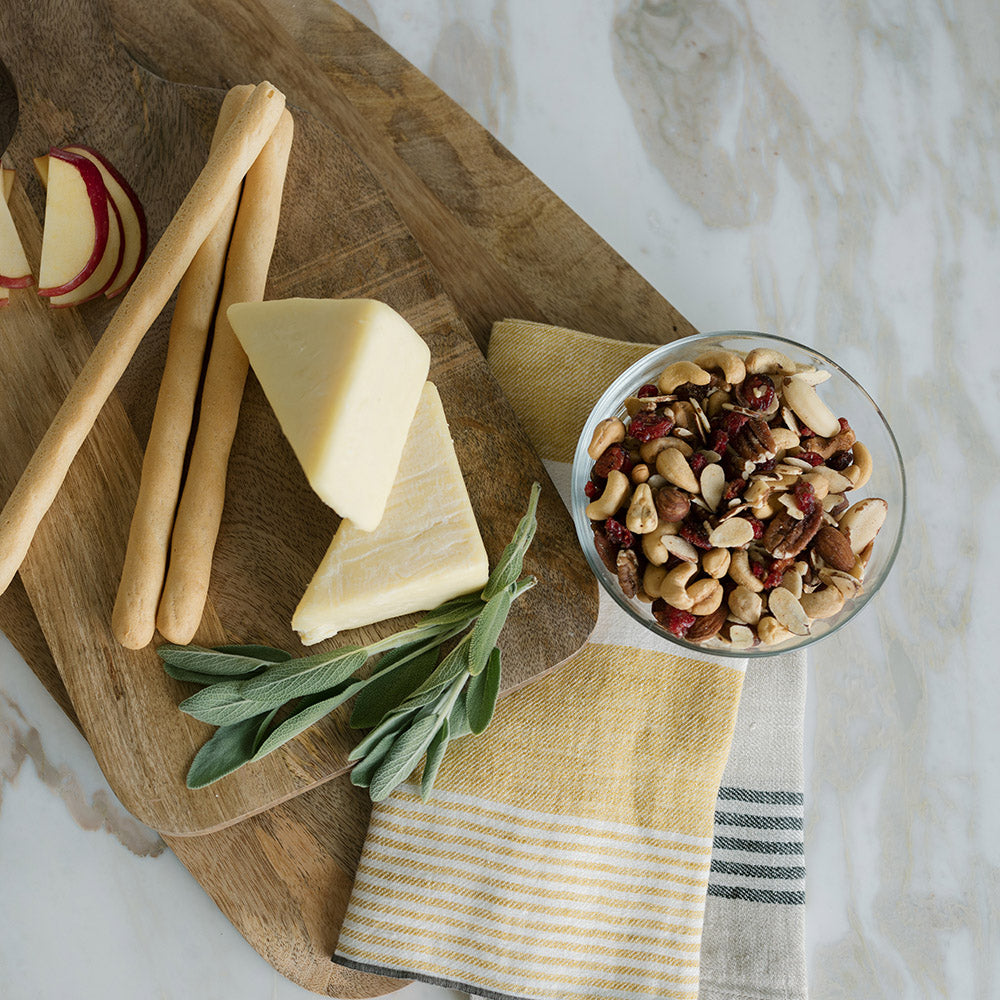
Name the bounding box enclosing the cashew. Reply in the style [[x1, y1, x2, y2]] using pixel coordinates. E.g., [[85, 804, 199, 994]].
[[658, 361, 711, 394], [744, 347, 798, 375], [837, 497, 887, 553], [728, 585, 763, 625], [847, 441, 873, 488], [585, 470, 631, 520], [770, 427, 800, 458], [642, 564, 668, 601], [708, 517, 755, 549], [753, 494, 784, 520], [625, 483, 658, 534], [660, 563, 698, 610], [588, 417, 626, 461], [799, 585, 845, 620], [706, 388, 731, 418], [790, 366, 831, 386], [728, 550, 764, 593], [819, 567, 863, 599], [767, 587, 811, 635], [630, 463, 651, 485], [758, 616, 794, 646], [782, 375, 840, 438], [702, 547, 731, 579], [640, 435, 693, 463], [701, 463, 726, 511], [641, 521, 690, 565], [656, 447, 699, 493], [694, 349, 746, 385], [689, 578, 724, 616], [799, 471, 830, 501]]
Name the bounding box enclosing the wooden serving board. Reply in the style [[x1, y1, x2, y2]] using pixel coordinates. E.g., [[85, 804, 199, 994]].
[[0, 0, 698, 995], [0, 0, 597, 839]]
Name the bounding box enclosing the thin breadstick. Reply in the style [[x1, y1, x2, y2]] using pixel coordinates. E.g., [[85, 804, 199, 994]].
[[111, 85, 254, 649], [156, 109, 295, 645], [0, 81, 286, 598]]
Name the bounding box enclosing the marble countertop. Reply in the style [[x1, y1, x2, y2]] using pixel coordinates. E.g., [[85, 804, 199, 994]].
[[2, 1, 997, 997]]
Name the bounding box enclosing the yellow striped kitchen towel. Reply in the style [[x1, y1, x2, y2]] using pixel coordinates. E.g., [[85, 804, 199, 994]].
[[334, 320, 749, 1000]]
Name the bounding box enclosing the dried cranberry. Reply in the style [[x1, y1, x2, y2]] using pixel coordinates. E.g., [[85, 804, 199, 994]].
[[619, 453, 635, 477], [838, 417, 850, 433], [674, 380, 712, 402], [797, 451, 825, 467], [721, 412, 750, 436], [652, 599, 697, 638], [755, 457, 777, 474], [737, 374, 775, 411], [688, 453, 709, 477], [745, 515, 765, 540], [827, 449, 854, 471], [628, 410, 674, 442], [794, 480, 817, 515], [709, 430, 729, 454], [605, 518, 634, 549], [763, 556, 795, 590], [798, 424, 815, 437], [584, 480, 601, 500], [750, 560, 767, 580], [637, 383, 659, 398], [680, 521, 712, 550]]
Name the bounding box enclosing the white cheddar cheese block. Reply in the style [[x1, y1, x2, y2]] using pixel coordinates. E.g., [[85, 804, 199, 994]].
[[228, 297, 431, 531], [293, 382, 489, 644]]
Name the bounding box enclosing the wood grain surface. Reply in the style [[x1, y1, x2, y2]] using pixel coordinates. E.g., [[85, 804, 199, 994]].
[[0, 0, 596, 839], [0, 0, 697, 995]]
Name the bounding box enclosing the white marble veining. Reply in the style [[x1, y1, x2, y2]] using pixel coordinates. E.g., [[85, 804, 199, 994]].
[[3, 1, 998, 997]]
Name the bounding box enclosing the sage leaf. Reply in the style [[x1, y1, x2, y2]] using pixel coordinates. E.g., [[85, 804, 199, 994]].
[[404, 635, 471, 702], [350, 645, 440, 729], [369, 714, 441, 802], [157, 643, 282, 677], [449, 690, 473, 740], [348, 708, 416, 762], [481, 481, 540, 600], [253, 706, 282, 752], [179, 683, 272, 726], [350, 731, 398, 788], [466, 647, 502, 734], [421, 720, 449, 801], [186, 713, 266, 789], [467, 587, 512, 676], [251, 683, 363, 761], [236, 646, 367, 703], [164, 663, 253, 687], [214, 644, 292, 662]]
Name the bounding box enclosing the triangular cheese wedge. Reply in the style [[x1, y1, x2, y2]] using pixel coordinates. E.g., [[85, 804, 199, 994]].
[[293, 382, 489, 644], [228, 298, 430, 532]]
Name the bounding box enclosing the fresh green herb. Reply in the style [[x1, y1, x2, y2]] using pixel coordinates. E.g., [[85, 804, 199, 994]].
[[159, 482, 541, 800]]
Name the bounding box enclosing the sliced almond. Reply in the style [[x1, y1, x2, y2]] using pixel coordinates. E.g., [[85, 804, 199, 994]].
[[708, 517, 756, 548], [690, 397, 712, 438], [777, 493, 806, 521], [728, 624, 755, 649], [807, 465, 853, 494], [661, 534, 700, 563], [701, 463, 725, 512], [790, 366, 831, 386], [767, 586, 811, 635]]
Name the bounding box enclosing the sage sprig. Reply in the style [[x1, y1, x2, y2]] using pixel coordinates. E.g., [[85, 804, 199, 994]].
[[160, 482, 541, 800]]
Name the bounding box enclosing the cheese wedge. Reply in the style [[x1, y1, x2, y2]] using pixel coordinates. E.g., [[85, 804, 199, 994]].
[[228, 297, 431, 532], [293, 382, 489, 643]]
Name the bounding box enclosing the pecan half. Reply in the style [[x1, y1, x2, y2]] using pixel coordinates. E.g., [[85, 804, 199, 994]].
[[616, 549, 640, 598], [687, 603, 728, 641], [730, 416, 775, 464], [762, 507, 823, 559]]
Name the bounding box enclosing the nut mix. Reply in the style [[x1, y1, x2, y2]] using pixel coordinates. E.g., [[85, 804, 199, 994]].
[[584, 346, 888, 648]]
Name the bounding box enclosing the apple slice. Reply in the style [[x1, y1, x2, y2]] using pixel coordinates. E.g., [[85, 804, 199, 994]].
[[37, 148, 109, 298], [48, 195, 124, 308], [63, 145, 147, 298], [32, 155, 48, 188], [0, 170, 33, 290]]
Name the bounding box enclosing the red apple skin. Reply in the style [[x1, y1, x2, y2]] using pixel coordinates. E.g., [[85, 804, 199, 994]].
[[37, 148, 110, 298], [63, 145, 147, 298], [48, 196, 125, 308], [0, 274, 33, 289]]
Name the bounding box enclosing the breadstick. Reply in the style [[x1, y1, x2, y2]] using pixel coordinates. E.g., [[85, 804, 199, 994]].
[[156, 109, 294, 645], [0, 81, 286, 598], [111, 86, 253, 649]]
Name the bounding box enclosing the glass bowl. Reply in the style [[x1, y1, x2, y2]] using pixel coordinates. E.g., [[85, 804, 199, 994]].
[[570, 331, 906, 657]]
